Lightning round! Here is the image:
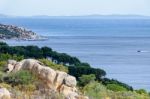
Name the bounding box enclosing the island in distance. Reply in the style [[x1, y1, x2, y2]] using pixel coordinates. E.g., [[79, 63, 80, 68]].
[[0, 23, 48, 41]]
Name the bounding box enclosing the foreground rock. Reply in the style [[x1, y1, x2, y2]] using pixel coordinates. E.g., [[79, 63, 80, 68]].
[[0, 88, 11, 99], [5, 59, 88, 99], [0, 24, 47, 40]]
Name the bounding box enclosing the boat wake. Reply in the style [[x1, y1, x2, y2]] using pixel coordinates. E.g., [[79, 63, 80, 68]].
[[137, 50, 149, 53]]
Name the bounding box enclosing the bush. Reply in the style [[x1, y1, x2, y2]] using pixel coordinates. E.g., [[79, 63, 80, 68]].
[[39, 59, 68, 72], [0, 61, 6, 71], [135, 89, 147, 94], [78, 74, 95, 86], [106, 84, 127, 92], [0, 83, 11, 89], [101, 78, 133, 91], [14, 84, 36, 92], [0, 42, 83, 66], [83, 81, 108, 99], [83, 82, 150, 99], [68, 66, 106, 80], [3, 70, 38, 86], [0, 53, 24, 61], [0, 42, 8, 46]]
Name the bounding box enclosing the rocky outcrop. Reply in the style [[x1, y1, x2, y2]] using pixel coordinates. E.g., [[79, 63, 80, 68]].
[[0, 88, 11, 99], [0, 24, 47, 40], [5, 59, 88, 99]]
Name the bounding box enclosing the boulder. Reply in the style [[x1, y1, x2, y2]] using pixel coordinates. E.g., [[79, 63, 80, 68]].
[[55, 71, 67, 89], [65, 75, 77, 87], [5, 59, 88, 99], [7, 60, 17, 65], [60, 84, 78, 99], [0, 88, 11, 99]]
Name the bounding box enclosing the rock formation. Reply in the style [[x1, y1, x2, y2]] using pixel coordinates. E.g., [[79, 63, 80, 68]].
[[5, 59, 88, 99], [0, 88, 11, 99]]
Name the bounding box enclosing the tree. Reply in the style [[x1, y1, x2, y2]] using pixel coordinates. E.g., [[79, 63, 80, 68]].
[[0, 42, 8, 46], [25, 46, 43, 58], [68, 66, 106, 80], [41, 47, 52, 58]]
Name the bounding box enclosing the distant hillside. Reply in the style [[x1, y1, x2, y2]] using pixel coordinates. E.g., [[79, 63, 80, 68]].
[[0, 24, 47, 40], [0, 14, 8, 18], [30, 15, 150, 19], [1, 14, 150, 19]]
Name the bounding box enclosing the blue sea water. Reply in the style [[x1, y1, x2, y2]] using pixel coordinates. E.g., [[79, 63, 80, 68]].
[[1, 18, 150, 91]]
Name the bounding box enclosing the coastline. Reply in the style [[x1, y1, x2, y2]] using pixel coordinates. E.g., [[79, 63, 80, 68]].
[[1, 41, 150, 99], [2, 36, 150, 91], [0, 23, 48, 41]]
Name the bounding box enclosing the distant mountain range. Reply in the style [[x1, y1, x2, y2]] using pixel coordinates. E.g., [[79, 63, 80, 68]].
[[0, 14, 150, 19]]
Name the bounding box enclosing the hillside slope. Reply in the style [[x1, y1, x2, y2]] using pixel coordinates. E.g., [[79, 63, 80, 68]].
[[0, 24, 46, 40]]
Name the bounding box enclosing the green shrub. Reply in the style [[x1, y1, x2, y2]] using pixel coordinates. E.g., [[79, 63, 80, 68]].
[[68, 66, 106, 80], [0, 42, 8, 46], [14, 84, 36, 92], [0, 53, 12, 61], [0, 83, 12, 89], [3, 70, 38, 86], [0, 61, 6, 71], [135, 89, 147, 94], [83, 81, 108, 99], [78, 74, 95, 86], [0, 71, 4, 82], [0, 53, 24, 61], [39, 59, 68, 72], [102, 78, 133, 91], [106, 84, 127, 92], [83, 82, 150, 99]]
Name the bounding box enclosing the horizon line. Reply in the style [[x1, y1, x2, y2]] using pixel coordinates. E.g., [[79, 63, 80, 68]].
[[1, 14, 150, 17]]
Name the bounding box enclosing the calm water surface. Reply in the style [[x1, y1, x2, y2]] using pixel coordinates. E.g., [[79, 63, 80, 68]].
[[1, 18, 150, 91]]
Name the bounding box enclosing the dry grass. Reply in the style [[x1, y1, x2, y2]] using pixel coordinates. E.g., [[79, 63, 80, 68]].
[[10, 88, 65, 99]]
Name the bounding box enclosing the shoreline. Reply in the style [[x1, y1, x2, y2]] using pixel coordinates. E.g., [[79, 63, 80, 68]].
[[2, 37, 150, 91], [0, 23, 49, 41]]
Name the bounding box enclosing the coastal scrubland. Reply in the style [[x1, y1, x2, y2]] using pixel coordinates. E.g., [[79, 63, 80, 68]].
[[0, 42, 150, 99]]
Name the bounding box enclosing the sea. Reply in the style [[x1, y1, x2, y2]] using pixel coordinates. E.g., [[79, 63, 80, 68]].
[[0, 17, 150, 91]]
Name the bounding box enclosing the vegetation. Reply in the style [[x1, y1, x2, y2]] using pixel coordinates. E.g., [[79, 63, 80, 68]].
[[78, 74, 96, 87], [0, 42, 107, 82], [135, 89, 147, 94], [106, 84, 127, 92], [3, 70, 38, 86], [101, 78, 133, 91], [68, 66, 106, 81], [39, 59, 68, 72], [82, 82, 150, 99], [0, 42, 85, 66], [0, 41, 150, 98]]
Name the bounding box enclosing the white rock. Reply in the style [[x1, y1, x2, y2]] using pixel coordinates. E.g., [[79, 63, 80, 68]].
[[0, 88, 11, 99], [5, 59, 88, 99], [65, 75, 77, 87]]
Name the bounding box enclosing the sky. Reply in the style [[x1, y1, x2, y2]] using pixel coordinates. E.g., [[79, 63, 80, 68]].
[[0, 0, 150, 16]]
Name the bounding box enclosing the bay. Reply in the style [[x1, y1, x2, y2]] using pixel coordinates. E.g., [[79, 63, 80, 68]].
[[1, 17, 150, 91]]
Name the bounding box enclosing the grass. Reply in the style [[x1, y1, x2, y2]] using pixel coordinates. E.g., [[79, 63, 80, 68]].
[[82, 82, 150, 99]]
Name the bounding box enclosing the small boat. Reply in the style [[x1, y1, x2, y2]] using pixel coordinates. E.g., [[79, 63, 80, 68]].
[[137, 50, 149, 53], [137, 50, 141, 52]]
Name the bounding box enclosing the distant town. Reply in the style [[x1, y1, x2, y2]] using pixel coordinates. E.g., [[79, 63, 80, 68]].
[[0, 23, 47, 40]]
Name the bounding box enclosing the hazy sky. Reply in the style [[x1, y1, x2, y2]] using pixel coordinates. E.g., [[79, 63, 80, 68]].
[[0, 0, 150, 16]]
